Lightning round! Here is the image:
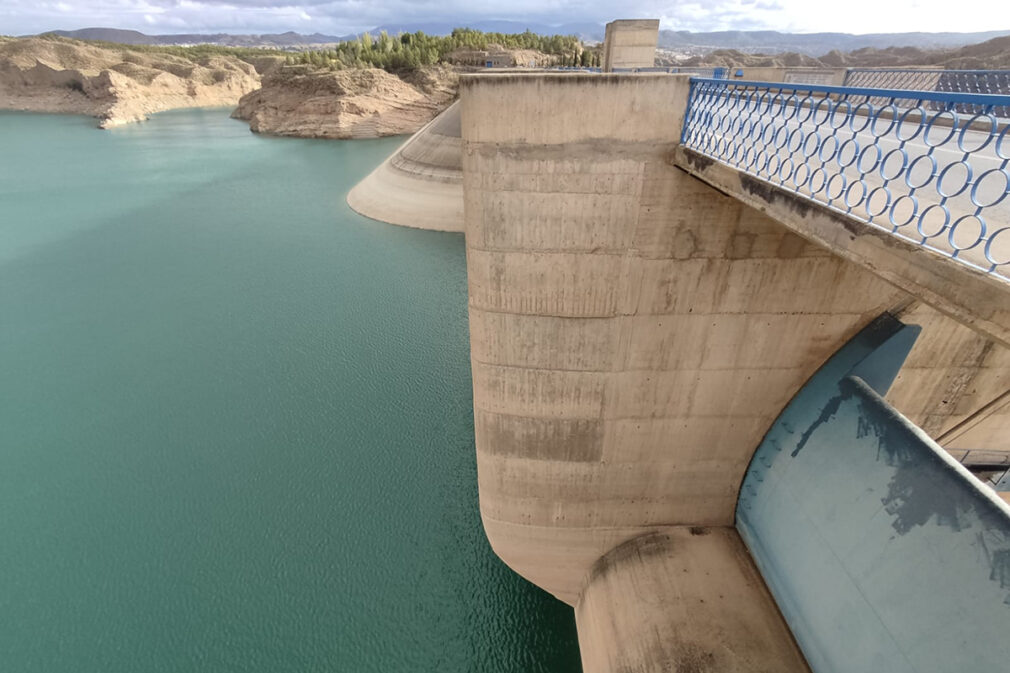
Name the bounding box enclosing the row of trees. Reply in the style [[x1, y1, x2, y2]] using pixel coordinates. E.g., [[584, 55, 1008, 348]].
[[569, 50, 602, 67], [40, 28, 598, 73], [287, 28, 592, 72], [39, 29, 593, 72]]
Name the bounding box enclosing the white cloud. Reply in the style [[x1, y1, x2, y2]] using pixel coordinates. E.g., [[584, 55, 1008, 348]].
[[0, 0, 1007, 37]]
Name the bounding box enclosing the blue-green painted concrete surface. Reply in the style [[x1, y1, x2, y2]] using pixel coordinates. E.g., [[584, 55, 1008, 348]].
[[737, 315, 1010, 673]]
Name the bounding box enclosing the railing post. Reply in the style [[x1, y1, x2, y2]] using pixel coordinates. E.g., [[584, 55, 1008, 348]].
[[680, 78, 699, 145]]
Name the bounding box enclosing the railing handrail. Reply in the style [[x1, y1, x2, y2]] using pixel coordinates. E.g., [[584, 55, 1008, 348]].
[[688, 77, 1010, 108], [681, 75, 1010, 278], [845, 67, 1010, 75]]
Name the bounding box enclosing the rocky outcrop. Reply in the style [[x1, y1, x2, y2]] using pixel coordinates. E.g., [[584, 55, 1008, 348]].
[[231, 64, 458, 139], [0, 35, 458, 138], [0, 36, 264, 127]]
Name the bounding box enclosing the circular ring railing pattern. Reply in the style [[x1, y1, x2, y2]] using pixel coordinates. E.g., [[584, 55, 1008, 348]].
[[843, 69, 1010, 118], [681, 77, 1010, 277]]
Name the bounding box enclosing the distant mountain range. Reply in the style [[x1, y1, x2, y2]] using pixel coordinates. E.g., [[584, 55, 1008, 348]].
[[42, 25, 1010, 56], [46, 27, 348, 47], [44, 22, 604, 47], [370, 21, 604, 42], [658, 29, 1010, 55]]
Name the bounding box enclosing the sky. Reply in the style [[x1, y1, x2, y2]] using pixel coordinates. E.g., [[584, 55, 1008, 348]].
[[1, 0, 1008, 37]]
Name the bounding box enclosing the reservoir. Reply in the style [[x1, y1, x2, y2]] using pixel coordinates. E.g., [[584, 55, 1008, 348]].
[[0, 109, 581, 672]]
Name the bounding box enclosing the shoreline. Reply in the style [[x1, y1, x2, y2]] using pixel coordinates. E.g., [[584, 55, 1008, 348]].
[[0, 98, 247, 126], [0, 37, 459, 137], [0, 36, 263, 128]]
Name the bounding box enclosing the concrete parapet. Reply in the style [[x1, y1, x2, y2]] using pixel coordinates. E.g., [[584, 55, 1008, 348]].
[[602, 19, 660, 72]]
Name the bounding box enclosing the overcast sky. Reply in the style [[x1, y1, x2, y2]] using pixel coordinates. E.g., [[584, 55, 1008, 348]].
[[1, 0, 1007, 37]]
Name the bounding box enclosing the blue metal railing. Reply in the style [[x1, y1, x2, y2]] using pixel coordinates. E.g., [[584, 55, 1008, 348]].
[[844, 69, 1010, 117], [546, 66, 728, 76], [681, 77, 1010, 278]]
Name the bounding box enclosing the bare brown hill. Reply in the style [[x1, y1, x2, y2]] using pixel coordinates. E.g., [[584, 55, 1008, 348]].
[[839, 35, 1010, 68], [682, 34, 1010, 69], [0, 36, 265, 127]]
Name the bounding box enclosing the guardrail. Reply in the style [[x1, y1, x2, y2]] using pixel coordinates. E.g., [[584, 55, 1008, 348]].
[[609, 66, 728, 78], [545, 66, 728, 77], [844, 69, 1010, 117], [549, 66, 604, 72], [680, 77, 1010, 279]]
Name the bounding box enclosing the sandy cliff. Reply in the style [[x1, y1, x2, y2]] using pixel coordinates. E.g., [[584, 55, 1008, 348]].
[[0, 36, 264, 127], [231, 64, 458, 139], [821, 35, 1010, 68]]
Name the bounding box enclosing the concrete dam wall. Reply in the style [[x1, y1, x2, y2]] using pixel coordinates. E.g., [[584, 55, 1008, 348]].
[[458, 73, 1010, 672], [461, 72, 901, 671], [462, 73, 906, 601], [348, 66, 1010, 671]]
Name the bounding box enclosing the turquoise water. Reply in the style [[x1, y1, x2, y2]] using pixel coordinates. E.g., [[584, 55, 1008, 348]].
[[0, 110, 582, 672]]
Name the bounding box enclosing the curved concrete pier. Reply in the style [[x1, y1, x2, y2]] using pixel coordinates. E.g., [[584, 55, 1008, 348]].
[[347, 101, 463, 232], [461, 73, 907, 606], [576, 530, 809, 673]]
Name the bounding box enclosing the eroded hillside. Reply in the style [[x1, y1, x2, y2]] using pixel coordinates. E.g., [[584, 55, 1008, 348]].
[[231, 63, 459, 139], [0, 36, 266, 127], [673, 34, 1010, 69]]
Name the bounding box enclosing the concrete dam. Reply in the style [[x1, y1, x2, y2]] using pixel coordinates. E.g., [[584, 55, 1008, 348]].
[[347, 30, 1010, 672]]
